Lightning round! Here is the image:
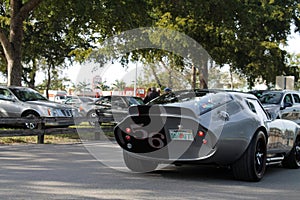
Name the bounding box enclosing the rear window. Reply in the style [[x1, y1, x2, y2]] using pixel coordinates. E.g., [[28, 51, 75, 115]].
[[149, 90, 233, 114]]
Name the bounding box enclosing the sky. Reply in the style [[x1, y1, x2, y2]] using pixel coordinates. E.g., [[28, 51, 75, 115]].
[[67, 61, 143, 87]]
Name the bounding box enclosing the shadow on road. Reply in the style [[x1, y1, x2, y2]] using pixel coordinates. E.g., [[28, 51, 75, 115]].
[[0, 143, 299, 200]]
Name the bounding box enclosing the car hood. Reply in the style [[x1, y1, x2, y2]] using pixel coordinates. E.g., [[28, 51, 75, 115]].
[[25, 100, 72, 109]]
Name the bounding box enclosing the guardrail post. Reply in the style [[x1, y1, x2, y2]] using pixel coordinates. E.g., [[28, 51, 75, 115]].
[[37, 118, 45, 144]]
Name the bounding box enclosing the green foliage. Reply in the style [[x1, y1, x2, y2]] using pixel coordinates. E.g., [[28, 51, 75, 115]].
[[149, 0, 299, 88], [73, 81, 91, 93], [95, 80, 110, 91], [36, 75, 71, 91], [112, 79, 126, 91], [0, 0, 299, 89]]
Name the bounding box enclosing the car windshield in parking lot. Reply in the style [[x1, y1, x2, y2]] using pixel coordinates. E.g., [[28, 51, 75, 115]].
[[259, 92, 283, 104], [126, 96, 144, 106], [80, 97, 95, 103], [10, 87, 48, 102]]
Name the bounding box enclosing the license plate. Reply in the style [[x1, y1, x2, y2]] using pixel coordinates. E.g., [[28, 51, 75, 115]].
[[169, 129, 193, 141]]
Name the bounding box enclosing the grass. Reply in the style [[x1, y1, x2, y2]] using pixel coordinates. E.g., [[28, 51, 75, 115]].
[[0, 123, 115, 144], [0, 134, 81, 144]]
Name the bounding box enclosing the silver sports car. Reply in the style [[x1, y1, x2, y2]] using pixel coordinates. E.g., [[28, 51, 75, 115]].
[[114, 90, 300, 181]]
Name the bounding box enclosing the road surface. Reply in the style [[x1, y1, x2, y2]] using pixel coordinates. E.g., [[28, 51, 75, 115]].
[[0, 142, 299, 199]]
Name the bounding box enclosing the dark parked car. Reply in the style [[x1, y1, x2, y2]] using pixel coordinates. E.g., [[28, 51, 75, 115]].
[[114, 89, 300, 181], [64, 96, 98, 125], [0, 86, 75, 128], [259, 90, 300, 124], [95, 95, 144, 125]]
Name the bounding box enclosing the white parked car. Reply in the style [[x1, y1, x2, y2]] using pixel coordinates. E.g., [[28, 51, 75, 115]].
[[259, 90, 300, 124], [0, 86, 76, 128]]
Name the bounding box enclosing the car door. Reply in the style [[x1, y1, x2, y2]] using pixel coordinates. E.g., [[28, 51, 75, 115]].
[[95, 96, 113, 119], [289, 93, 300, 124], [0, 88, 21, 117], [246, 98, 288, 153], [110, 96, 128, 122], [267, 119, 289, 153]]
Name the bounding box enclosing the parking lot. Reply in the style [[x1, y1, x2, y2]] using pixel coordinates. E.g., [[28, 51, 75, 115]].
[[1, 142, 300, 200]]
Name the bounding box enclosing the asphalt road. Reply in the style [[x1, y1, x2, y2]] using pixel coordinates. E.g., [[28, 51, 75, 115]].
[[0, 142, 299, 200]]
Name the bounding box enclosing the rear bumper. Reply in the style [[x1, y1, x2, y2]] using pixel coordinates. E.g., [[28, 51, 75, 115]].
[[114, 115, 252, 166]]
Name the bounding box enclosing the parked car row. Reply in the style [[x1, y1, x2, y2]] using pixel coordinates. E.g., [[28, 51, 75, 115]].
[[0, 86, 145, 128], [64, 95, 145, 125]]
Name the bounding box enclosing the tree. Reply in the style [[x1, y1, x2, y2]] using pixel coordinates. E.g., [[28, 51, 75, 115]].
[[0, 0, 109, 87], [91, 0, 299, 89], [72, 81, 92, 96], [0, 0, 43, 86], [94, 81, 110, 91], [112, 79, 126, 91], [1, 0, 299, 89], [36, 72, 71, 93], [21, 0, 104, 90], [149, 0, 300, 88]]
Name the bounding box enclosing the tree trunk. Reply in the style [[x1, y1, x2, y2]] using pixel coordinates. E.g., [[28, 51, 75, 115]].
[[27, 59, 37, 89], [198, 56, 209, 89], [0, 0, 43, 86], [150, 63, 162, 88], [160, 59, 173, 88], [45, 64, 52, 99], [7, 0, 23, 86], [229, 65, 234, 90], [191, 64, 196, 90]]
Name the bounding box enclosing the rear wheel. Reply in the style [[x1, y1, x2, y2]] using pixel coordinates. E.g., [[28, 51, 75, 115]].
[[282, 137, 300, 169], [123, 150, 158, 173], [232, 131, 267, 181]]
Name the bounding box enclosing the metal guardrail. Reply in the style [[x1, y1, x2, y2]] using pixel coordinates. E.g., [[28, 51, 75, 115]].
[[0, 117, 114, 144]]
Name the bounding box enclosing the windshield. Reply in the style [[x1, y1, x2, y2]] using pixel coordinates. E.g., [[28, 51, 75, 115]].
[[127, 97, 144, 106], [79, 97, 94, 103], [259, 92, 283, 104], [10, 88, 48, 102]]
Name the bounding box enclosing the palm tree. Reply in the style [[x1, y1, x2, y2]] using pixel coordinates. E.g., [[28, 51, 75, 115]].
[[112, 80, 126, 91], [95, 81, 110, 91]]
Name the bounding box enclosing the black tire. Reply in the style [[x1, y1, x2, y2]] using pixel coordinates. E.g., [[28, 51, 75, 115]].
[[22, 112, 40, 129], [123, 150, 158, 173], [282, 137, 300, 169], [87, 110, 98, 126], [232, 131, 267, 181]]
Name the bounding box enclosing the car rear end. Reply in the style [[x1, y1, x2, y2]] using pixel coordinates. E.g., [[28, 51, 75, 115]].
[[114, 105, 218, 163]]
